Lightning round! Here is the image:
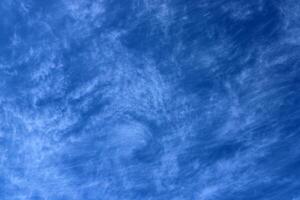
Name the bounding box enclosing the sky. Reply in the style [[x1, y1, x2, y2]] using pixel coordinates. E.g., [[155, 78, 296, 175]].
[[1, 0, 300, 199]]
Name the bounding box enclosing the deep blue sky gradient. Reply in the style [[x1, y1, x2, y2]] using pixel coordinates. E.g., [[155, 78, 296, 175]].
[[1, 0, 300, 199]]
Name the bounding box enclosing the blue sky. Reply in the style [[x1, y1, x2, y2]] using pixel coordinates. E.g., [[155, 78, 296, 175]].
[[1, 0, 300, 199]]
